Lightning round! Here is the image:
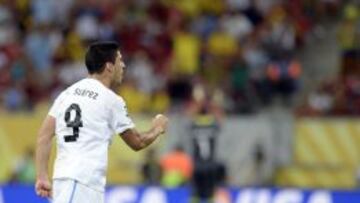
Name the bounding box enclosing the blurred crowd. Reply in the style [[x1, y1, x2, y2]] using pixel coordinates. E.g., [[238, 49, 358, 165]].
[[298, 2, 359, 116], [0, 0, 355, 114]]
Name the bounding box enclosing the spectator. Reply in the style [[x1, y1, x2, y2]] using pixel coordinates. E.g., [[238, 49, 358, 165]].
[[150, 89, 171, 113], [0, 5, 17, 46], [229, 51, 253, 113], [24, 24, 55, 85], [265, 55, 302, 106], [172, 22, 201, 76], [31, 0, 55, 25], [58, 59, 87, 86], [308, 88, 334, 115], [160, 145, 193, 188], [221, 12, 253, 42], [207, 23, 238, 57], [128, 51, 158, 95], [3, 81, 26, 111], [337, 3, 359, 77], [118, 79, 150, 113], [0, 0, 332, 115], [141, 149, 162, 185], [242, 0, 264, 27], [226, 0, 250, 11], [167, 75, 193, 110]]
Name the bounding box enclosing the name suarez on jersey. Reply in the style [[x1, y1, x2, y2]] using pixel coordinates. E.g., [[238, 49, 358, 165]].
[[74, 88, 98, 100]]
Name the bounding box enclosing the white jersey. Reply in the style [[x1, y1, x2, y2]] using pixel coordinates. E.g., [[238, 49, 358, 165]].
[[48, 78, 135, 192]]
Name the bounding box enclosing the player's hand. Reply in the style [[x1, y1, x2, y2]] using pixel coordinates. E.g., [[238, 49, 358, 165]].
[[152, 114, 168, 134], [35, 178, 52, 198]]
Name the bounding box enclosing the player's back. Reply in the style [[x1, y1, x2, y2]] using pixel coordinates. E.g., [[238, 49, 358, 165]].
[[49, 78, 132, 191]]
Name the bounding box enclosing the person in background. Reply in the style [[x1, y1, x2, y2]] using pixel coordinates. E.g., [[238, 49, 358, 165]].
[[141, 148, 162, 185], [189, 91, 227, 203], [160, 145, 193, 188]]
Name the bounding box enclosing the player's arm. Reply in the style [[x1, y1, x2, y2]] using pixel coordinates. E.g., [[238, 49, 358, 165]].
[[120, 114, 168, 151], [35, 115, 55, 198]]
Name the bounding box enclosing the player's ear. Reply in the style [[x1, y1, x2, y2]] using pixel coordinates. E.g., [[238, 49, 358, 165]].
[[105, 62, 114, 73]]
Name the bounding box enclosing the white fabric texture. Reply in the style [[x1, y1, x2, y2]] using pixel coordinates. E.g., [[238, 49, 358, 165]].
[[52, 178, 104, 203], [49, 78, 135, 191]]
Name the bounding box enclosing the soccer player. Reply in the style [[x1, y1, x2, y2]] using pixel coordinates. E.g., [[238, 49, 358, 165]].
[[35, 41, 168, 203]]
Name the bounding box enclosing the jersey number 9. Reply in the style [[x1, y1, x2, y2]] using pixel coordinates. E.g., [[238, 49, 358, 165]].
[[64, 103, 83, 142]]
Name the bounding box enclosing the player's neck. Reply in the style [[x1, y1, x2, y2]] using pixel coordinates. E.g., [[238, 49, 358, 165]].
[[88, 74, 111, 89]]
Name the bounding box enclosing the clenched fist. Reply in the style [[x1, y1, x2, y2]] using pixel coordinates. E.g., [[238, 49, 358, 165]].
[[35, 178, 52, 198], [152, 114, 169, 134]]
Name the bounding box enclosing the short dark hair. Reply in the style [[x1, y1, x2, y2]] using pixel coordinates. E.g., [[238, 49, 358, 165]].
[[85, 41, 120, 74]]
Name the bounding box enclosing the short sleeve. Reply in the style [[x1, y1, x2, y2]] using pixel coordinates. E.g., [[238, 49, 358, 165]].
[[110, 96, 135, 134]]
